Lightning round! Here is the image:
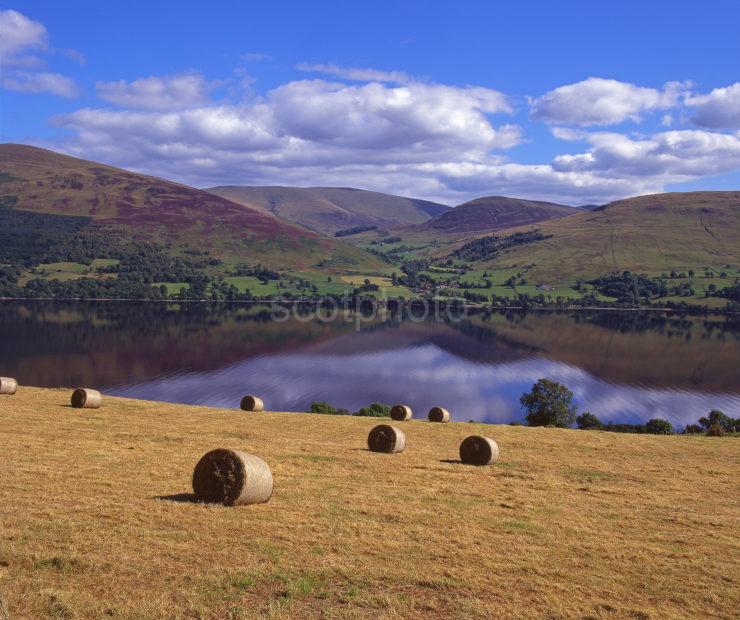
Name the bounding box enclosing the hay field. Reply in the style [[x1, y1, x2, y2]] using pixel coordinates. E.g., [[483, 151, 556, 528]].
[[0, 388, 738, 619]]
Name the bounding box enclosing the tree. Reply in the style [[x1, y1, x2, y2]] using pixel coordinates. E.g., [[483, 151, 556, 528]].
[[520, 379, 577, 428], [576, 412, 604, 430], [698, 409, 735, 432], [684, 424, 703, 435], [353, 402, 391, 418], [645, 418, 673, 435]]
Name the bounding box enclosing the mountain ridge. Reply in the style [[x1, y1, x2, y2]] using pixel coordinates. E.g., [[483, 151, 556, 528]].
[[422, 195, 579, 234], [207, 185, 450, 234], [0, 143, 382, 271]]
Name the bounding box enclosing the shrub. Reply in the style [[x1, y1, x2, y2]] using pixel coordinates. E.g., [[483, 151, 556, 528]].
[[520, 378, 577, 428], [309, 401, 338, 415], [706, 424, 725, 437], [684, 424, 703, 435], [645, 418, 673, 435], [576, 412, 604, 430], [353, 402, 391, 418]]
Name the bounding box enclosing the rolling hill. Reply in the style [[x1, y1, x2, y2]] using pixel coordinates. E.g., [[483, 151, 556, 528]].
[[418, 195, 578, 234], [207, 185, 450, 234], [441, 191, 740, 283], [0, 144, 383, 271]]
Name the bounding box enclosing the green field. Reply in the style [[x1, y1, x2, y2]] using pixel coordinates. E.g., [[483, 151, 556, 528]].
[[152, 282, 190, 295]]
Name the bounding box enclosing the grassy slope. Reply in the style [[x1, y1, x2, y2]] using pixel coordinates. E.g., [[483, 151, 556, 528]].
[[207, 186, 450, 235], [415, 195, 578, 233], [0, 144, 384, 273], [444, 192, 740, 283], [0, 388, 737, 619]]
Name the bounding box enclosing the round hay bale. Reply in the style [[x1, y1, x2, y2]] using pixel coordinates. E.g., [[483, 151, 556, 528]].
[[0, 377, 18, 395], [428, 406, 450, 423], [240, 395, 264, 412], [706, 424, 725, 437], [389, 404, 412, 421], [367, 424, 406, 453], [192, 449, 273, 506], [459, 435, 499, 466], [70, 388, 102, 409]]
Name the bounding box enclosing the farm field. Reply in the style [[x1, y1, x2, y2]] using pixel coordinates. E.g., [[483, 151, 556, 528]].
[[0, 388, 737, 619]]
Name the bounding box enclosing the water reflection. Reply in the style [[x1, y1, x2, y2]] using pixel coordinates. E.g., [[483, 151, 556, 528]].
[[1, 301, 739, 427]]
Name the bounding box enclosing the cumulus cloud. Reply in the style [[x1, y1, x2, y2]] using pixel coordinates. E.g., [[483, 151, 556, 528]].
[[55, 78, 521, 187], [552, 129, 740, 179], [96, 73, 217, 110], [531, 77, 686, 126], [0, 9, 47, 65], [47, 69, 740, 205], [296, 62, 411, 84], [2, 70, 77, 97], [686, 82, 740, 129], [0, 9, 78, 98]]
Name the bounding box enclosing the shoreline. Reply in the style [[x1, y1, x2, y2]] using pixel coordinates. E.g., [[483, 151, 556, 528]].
[[1, 295, 737, 316]]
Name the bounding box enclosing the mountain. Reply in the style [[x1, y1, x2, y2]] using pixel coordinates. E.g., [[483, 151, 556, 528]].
[[207, 185, 450, 234], [442, 191, 740, 282], [419, 196, 578, 234], [0, 144, 381, 271]]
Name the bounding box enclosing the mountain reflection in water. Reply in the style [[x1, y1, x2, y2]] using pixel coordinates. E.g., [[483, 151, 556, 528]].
[[1, 301, 738, 427]]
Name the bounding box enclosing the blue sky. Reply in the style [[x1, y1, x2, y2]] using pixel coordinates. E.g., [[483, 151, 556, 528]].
[[1, 0, 739, 204]]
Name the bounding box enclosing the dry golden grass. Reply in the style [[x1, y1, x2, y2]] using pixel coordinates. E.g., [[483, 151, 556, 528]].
[[0, 388, 738, 619]]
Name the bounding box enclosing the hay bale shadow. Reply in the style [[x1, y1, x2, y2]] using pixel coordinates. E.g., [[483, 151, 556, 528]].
[[440, 459, 464, 465], [153, 493, 200, 504]]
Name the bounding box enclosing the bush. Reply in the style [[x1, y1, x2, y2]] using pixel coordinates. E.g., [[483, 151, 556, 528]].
[[645, 418, 673, 435], [706, 424, 725, 437], [576, 412, 604, 430], [684, 424, 703, 435], [353, 402, 391, 418], [520, 378, 577, 428], [309, 401, 338, 415]]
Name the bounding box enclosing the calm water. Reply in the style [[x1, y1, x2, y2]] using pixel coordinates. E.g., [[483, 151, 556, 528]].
[[1, 301, 739, 428]]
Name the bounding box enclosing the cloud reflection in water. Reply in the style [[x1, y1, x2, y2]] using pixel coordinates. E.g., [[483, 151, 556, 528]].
[[108, 343, 739, 427]]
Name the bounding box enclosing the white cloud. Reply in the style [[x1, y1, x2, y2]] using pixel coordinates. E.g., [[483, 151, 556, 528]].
[[531, 77, 686, 126], [2, 71, 77, 97], [686, 82, 740, 129], [552, 130, 740, 180], [48, 70, 740, 205], [0, 9, 78, 98], [57, 78, 520, 169], [296, 63, 411, 84], [550, 127, 587, 141], [0, 9, 47, 65], [266, 80, 515, 150], [96, 73, 217, 110]]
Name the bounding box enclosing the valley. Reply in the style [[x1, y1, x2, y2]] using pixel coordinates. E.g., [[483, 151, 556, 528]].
[[1, 144, 739, 309]]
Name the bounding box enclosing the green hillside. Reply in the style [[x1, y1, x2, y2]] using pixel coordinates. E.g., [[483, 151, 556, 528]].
[[353, 192, 740, 307], [0, 144, 389, 300], [444, 192, 740, 279]]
